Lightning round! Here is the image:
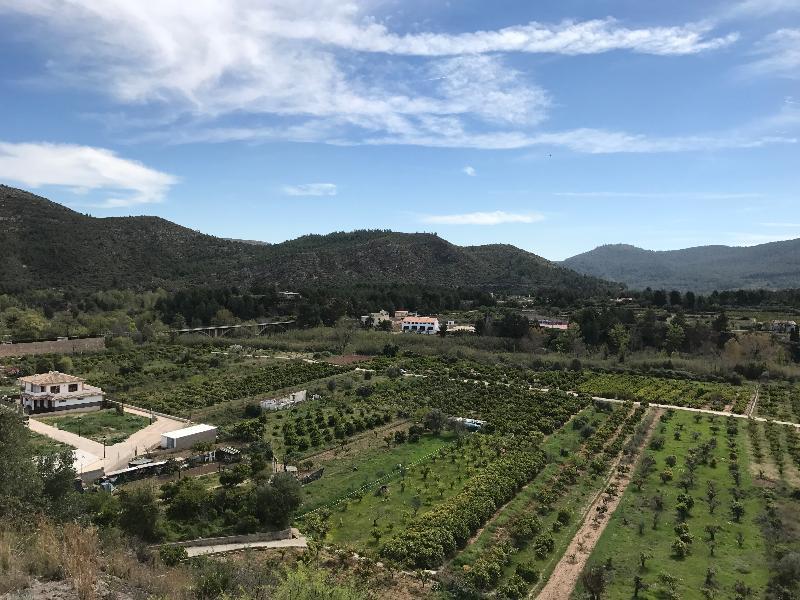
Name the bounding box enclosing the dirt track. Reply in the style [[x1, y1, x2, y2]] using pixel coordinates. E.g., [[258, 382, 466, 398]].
[[535, 409, 662, 600]]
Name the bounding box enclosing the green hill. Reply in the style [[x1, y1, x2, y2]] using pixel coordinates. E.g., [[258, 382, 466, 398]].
[[0, 185, 612, 295], [563, 241, 800, 292]]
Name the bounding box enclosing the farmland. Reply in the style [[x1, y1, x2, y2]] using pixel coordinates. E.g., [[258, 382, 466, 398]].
[[573, 411, 770, 599], [5, 341, 800, 599]]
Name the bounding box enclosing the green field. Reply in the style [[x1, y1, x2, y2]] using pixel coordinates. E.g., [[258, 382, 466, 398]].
[[299, 432, 454, 517], [574, 411, 769, 599], [28, 430, 74, 455], [39, 409, 150, 444]]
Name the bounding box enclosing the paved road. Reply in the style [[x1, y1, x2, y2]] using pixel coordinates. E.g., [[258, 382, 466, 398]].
[[29, 417, 105, 455], [30, 407, 188, 474], [184, 536, 308, 557]]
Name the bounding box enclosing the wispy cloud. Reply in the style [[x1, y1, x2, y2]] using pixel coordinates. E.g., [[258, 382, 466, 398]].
[[760, 222, 800, 227], [0, 1, 743, 150], [740, 29, 800, 79], [725, 0, 800, 18], [282, 183, 337, 196], [0, 140, 177, 207], [421, 211, 544, 225], [462, 166, 476, 177]]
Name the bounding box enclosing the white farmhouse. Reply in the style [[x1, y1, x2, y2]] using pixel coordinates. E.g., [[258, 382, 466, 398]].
[[401, 316, 440, 334], [360, 310, 392, 328], [19, 371, 104, 414], [261, 390, 307, 411]]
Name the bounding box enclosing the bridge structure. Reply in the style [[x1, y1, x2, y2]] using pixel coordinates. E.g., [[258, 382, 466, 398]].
[[170, 320, 296, 338]]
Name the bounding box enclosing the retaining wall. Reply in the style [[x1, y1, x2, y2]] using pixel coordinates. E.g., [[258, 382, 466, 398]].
[[0, 337, 105, 358], [167, 529, 293, 549]]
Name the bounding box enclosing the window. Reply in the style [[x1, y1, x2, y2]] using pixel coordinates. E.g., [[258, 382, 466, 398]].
[[68, 384, 78, 392], [50, 386, 60, 394]]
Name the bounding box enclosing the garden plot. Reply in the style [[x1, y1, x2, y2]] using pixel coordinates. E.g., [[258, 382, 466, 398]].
[[39, 408, 150, 445]]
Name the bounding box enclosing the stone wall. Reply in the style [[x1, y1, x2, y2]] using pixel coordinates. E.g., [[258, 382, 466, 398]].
[[0, 337, 105, 358], [167, 529, 293, 548]]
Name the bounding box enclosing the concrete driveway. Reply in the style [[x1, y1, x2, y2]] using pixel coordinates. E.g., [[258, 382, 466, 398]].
[[29, 407, 188, 475]]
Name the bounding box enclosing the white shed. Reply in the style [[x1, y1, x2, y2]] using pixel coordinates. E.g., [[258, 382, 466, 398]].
[[160, 424, 218, 450]]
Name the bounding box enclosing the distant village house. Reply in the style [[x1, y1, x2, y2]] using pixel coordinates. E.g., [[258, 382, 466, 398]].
[[401, 316, 440, 334], [360, 310, 393, 328]]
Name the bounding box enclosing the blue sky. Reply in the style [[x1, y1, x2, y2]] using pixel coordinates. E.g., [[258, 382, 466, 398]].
[[0, 0, 798, 260]]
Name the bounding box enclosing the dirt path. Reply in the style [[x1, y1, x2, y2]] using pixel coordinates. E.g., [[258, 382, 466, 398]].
[[535, 409, 662, 600], [747, 386, 760, 417]]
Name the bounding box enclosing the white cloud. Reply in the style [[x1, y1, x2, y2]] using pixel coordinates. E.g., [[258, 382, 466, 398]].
[[462, 166, 476, 177], [741, 29, 800, 79], [0, 141, 177, 207], [0, 1, 741, 150], [421, 211, 544, 225], [282, 183, 337, 196], [366, 127, 796, 153]]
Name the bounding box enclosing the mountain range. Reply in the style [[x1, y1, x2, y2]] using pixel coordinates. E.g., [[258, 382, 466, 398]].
[[0, 186, 611, 295], [563, 242, 800, 293]]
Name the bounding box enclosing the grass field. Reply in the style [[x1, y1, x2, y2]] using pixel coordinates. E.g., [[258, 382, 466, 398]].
[[39, 409, 150, 444], [299, 432, 463, 550], [28, 430, 74, 455], [300, 432, 454, 515], [573, 411, 769, 599]]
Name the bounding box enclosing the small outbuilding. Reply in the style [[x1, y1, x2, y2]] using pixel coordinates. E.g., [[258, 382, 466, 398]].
[[160, 423, 217, 450]]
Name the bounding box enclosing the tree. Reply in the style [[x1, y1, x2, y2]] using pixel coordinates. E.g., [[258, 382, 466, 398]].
[[119, 486, 162, 542], [664, 323, 686, 354], [252, 473, 303, 528], [0, 412, 42, 516], [164, 477, 212, 521], [582, 565, 607, 600], [634, 575, 645, 598], [498, 312, 530, 338], [608, 324, 631, 359], [672, 537, 690, 559], [731, 500, 745, 522], [219, 463, 249, 488], [423, 409, 446, 435]]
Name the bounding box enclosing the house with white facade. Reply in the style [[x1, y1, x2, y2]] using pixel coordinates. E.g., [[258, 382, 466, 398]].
[[401, 316, 440, 334], [261, 390, 307, 411], [360, 310, 392, 328], [19, 371, 104, 414]]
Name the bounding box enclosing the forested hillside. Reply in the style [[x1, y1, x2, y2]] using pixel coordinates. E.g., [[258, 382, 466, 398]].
[[563, 241, 800, 292], [0, 186, 614, 296]]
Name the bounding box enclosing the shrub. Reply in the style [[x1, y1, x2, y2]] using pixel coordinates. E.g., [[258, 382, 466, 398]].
[[158, 545, 188, 566], [516, 561, 540, 584]]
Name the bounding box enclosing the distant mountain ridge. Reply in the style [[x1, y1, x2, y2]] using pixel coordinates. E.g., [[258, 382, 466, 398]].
[[0, 185, 613, 295], [563, 241, 800, 292]]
